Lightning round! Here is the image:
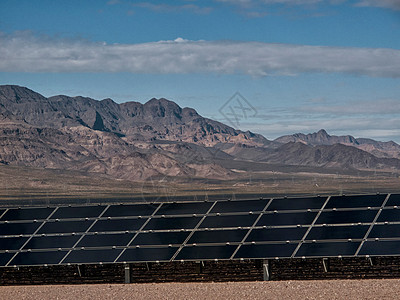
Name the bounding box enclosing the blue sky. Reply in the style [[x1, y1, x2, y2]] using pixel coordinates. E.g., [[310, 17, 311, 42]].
[[0, 0, 399, 142]]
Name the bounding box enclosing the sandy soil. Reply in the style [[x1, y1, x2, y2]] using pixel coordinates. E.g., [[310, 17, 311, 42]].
[[1, 279, 399, 300]]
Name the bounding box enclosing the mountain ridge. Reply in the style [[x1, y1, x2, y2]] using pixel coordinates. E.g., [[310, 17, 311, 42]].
[[0, 85, 399, 181]]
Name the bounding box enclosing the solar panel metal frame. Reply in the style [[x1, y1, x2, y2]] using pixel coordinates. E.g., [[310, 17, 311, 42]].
[[1, 193, 400, 267]]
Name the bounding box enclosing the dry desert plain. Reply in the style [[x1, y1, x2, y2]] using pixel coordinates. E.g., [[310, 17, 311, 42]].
[[1, 279, 400, 300]]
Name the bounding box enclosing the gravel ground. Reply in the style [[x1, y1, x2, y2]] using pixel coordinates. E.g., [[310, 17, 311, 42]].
[[1, 279, 399, 300]]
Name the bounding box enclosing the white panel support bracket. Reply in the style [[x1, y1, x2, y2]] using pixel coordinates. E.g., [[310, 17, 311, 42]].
[[124, 264, 131, 284], [263, 259, 270, 281]]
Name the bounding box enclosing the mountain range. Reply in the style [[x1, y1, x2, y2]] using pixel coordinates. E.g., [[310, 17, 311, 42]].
[[0, 85, 399, 181]]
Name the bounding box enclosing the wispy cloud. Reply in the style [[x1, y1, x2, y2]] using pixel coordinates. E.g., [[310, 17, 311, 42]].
[[241, 98, 400, 141], [355, 0, 400, 10], [131, 2, 213, 14], [216, 0, 400, 11], [1, 32, 400, 78]]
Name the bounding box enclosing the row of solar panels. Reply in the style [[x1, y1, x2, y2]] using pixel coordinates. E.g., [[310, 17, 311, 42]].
[[1, 194, 400, 267], [1, 194, 398, 222]]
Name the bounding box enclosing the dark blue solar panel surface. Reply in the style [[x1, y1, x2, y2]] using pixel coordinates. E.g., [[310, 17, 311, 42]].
[[51, 205, 106, 219], [267, 197, 326, 211], [211, 199, 268, 213], [385, 194, 400, 207], [257, 212, 317, 226], [306, 225, 369, 241], [176, 245, 237, 260], [1, 193, 400, 267], [325, 194, 386, 209], [235, 243, 298, 259], [2, 207, 55, 221], [295, 241, 361, 257]]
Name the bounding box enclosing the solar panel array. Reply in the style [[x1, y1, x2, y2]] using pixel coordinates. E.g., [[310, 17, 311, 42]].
[[1, 193, 400, 267]]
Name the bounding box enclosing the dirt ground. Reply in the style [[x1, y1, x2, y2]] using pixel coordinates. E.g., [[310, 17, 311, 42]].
[[1, 279, 399, 300]]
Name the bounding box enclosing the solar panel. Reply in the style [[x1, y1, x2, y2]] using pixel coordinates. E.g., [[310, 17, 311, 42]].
[[77, 233, 135, 247], [176, 245, 237, 260], [257, 211, 317, 226], [144, 216, 201, 230], [188, 229, 248, 244], [25, 235, 81, 250], [235, 243, 298, 259], [117, 247, 178, 262], [359, 240, 400, 256], [0, 222, 41, 236], [51, 205, 106, 219], [0, 236, 28, 250], [385, 194, 400, 207], [0, 253, 14, 266], [305, 225, 369, 241], [63, 249, 122, 264], [325, 194, 386, 209], [156, 202, 212, 215], [2, 193, 400, 268], [1, 207, 55, 221], [267, 197, 326, 211], [368, 224, 400, 239], [377, 209, 400, 223], [295, 241, 361, 257], [38, 220, 94, 234], [132, 231, 190, 246], [9, 250, 68, 266], [246, 227, 307, 242], [90, 218, 146, 233], [210, 199, 268, 214], [315, 209, 378, 225], [199, 214, 258, 228], [102, 204, 157, 218]]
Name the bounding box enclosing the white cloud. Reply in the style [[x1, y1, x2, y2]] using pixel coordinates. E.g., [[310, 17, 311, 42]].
[[355, 0, 400, 10], [1, 32, 400, 77], [216, 0, 400, 10]]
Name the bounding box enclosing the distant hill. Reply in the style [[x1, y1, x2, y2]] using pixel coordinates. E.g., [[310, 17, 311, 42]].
[[0, 85, 399, 181]]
